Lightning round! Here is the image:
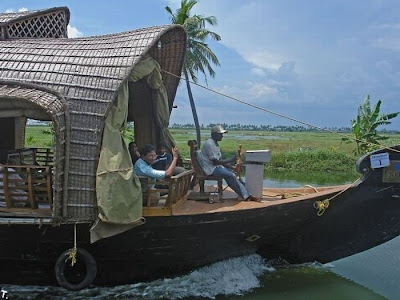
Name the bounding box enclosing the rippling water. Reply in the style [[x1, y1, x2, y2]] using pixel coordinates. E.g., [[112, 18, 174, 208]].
[[2, 254, 273, 299], [2, 249, 394, 300]]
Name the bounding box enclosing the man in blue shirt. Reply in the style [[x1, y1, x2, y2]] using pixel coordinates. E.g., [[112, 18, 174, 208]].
[[134, 144, 178, 180]]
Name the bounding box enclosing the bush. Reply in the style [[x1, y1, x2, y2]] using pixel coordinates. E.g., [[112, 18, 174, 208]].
[[265, 149, 357, 173]]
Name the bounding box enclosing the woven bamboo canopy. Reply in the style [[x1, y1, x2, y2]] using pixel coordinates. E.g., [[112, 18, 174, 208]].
[[0, 8, 187, 222]]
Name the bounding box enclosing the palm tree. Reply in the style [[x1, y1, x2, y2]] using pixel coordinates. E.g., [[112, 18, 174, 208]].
[[166, 0, 221, 145]]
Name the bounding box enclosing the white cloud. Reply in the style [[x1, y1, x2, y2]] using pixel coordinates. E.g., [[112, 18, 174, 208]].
[[369, 23, 400, 51], [372, 38, 400, 51], [251, 68, 266, 77], [376, 60, 392, 73], [18, 7, 27, 12], [247, 82, 277, 99], [68, 25, 83, 38]]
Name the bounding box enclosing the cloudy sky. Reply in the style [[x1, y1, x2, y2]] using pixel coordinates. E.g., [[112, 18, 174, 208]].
[[2, 0, 400, 129]]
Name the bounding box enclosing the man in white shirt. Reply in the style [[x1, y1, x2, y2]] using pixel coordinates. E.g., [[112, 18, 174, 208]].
[[197, 125, 259, 202]]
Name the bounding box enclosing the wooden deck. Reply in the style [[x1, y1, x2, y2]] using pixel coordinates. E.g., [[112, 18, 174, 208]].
[[171, 184, 349, 216]]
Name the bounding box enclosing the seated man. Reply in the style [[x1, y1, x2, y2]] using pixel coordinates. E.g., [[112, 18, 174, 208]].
[[134, 144, 179, 180], [197, 125, 259, 202], [152, 142, 172, 171], [128, 141, 141, 165], [153, 142, 185, 175]]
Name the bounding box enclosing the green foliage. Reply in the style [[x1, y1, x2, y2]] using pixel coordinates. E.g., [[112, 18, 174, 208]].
[[165, 0, 221, 145], [343, 94, 399, 155], [165, 0, 221, 83], [265, 149, 357, 175], [122, 129, 134, 143], [25, 135, 36, 145]]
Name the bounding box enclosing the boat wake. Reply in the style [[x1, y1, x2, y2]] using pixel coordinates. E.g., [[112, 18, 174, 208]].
[[2, 254, 275, 300], [329, 236, 400, 300]]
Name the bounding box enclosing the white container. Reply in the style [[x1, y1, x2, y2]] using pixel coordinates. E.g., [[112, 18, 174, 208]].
[[245, 150, 271, 198], [245, 150, 271, 163]]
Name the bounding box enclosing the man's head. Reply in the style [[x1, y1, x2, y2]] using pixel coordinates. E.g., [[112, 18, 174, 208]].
[[140, 144, 157, 165], [129, 141, 138, 153], [158, 141, 167, 155], [211, 125, 227, 141]]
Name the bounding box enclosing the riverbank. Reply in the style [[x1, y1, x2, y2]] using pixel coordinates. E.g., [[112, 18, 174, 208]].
[[26, 126, 400, 180]]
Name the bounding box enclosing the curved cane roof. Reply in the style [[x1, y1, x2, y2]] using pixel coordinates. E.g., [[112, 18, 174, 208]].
[[0, 24, 187, 222]]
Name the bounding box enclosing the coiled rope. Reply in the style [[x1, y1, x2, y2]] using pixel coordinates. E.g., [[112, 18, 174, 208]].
[[313, 178, 360, 216]]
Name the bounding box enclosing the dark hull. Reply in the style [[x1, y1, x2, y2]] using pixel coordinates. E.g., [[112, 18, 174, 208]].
[[1, 147, 400, 286]]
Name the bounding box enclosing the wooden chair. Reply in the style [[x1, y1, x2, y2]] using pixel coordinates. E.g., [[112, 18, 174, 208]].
[[187, 140, 223, 199], [0, 164, 52, 210], [31, 147, 53, 166], [6, 148, 53, 167]]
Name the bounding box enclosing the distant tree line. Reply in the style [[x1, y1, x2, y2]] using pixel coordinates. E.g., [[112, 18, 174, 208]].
[[170, 123, 399, 133]]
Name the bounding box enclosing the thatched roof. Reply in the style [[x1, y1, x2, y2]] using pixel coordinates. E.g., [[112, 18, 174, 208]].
[[0, 7, 69, 39], [0, 24, 187, 222]]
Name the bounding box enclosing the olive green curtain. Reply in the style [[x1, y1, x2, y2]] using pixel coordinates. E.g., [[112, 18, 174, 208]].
[[90, 56, 175, 243], [91, 83, 143, 243]]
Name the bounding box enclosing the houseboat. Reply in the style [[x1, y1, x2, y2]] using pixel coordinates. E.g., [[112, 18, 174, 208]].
[[0, 7, 399, 290]]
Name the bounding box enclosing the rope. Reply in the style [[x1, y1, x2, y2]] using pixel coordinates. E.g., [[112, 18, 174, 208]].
[[313, 178, 360, 216], [161, 69, 400, 154], [65, 223, 77, 266], [303, 185, 319, 193]]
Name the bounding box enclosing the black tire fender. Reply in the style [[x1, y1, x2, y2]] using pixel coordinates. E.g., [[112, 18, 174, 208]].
[[54, 247, 97, 291]]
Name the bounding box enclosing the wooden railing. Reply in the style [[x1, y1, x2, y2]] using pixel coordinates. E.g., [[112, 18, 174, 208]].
[[140, 169, 194, 215], [0, 165, 52, 212]]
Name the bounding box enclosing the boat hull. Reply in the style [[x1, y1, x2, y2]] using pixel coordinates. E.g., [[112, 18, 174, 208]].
[[1, 184, 400, 286], [1, 146, 400, 286]]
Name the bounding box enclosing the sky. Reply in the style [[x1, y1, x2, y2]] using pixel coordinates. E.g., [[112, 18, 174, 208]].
[[1, 0, 400, 129]]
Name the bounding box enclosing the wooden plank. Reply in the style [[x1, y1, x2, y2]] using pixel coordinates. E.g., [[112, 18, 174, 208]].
[[2, 167, 12, 208], [26, 167, 37, 209], [142, 206, 172, 216]]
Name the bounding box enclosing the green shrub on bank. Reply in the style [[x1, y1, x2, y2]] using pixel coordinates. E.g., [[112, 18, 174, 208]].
[[265, 148, 357, 174]]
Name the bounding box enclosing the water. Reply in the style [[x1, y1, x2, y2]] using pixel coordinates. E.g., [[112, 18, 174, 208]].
[[1, 252, 391, 299]]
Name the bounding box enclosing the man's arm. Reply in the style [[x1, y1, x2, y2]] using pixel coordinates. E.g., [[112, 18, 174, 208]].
[[211, 155, 237, 168], [164, 147, 178, 178]]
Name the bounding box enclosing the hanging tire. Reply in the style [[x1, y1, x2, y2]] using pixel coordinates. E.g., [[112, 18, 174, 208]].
[[55, 247, 97, 291]]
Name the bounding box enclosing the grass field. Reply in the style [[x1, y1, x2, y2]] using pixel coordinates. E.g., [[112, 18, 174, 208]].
[[26, 126, 400, 184]]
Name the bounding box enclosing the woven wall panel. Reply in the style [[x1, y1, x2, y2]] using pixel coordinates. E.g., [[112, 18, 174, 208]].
[[7, 11, 67, 39], [0, 83, 66, 217]]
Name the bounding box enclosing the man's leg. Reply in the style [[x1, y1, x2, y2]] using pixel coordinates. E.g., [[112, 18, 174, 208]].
[[212, 166, 250, 199]]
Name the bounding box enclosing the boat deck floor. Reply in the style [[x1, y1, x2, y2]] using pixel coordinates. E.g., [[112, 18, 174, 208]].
[[173, 184, 349, 216]]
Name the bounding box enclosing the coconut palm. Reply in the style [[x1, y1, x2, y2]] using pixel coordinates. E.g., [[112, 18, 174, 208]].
[[166, 0, 221, 145]]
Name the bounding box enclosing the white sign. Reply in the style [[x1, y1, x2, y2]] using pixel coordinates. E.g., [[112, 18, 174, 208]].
[[370, 152, 390, 169]]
